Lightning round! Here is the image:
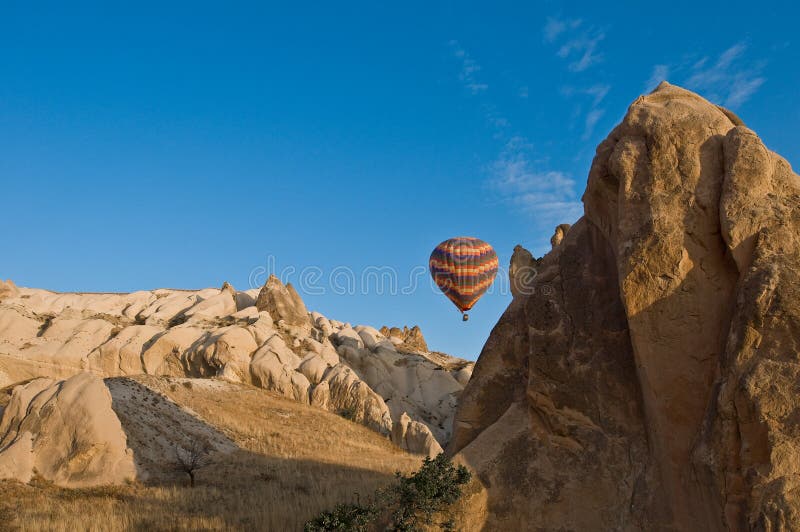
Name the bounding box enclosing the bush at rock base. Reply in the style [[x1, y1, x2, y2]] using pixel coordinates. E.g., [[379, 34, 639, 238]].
[[305, 454, 471, 532]]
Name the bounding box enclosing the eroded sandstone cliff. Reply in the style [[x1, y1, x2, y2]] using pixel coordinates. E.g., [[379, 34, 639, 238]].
[[450, 82, 800, 530]]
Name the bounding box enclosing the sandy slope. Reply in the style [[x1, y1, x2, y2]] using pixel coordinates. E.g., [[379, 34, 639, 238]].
[[0, 375, 423, 531]]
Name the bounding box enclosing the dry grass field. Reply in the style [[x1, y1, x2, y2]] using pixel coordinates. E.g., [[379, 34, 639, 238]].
[[0, 376, 423, 531]]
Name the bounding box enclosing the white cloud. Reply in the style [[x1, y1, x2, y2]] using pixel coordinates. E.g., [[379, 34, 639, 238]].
[[543, 16, 582, 43], [559, 32, 605, 72], [488, 137, 582, 225], [544, 15, 610, 140], [445, 40, 583, 229], [449, 40, 488, 95], [687, 47, 765, 108], [675, 43, 765, 108], [488, 115, 509, 129], [543, 17, 566, 42], [583, 84, 610, 106], [725, 76, 765, 108], [583, 108, 605, 140], [645, 64, 670, 92], [561, 84, 610, 139], [545, 16, 605, 72], [513, 198, 584, 225], [717, 43, 746, 69]]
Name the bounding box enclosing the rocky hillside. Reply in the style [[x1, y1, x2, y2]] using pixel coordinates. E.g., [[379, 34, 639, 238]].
[[0, 373, 424, 530], [0, 273, 472, 484], [450, 82, 800, 530]]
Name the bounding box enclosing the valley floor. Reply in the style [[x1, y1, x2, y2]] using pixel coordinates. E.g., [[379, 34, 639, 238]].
[[0, 376, 422, 531]]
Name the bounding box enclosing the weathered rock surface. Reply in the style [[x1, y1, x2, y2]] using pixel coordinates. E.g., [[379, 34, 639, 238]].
[[255, 274, 310, 327], [334, 334, 466, 444], [508, 244, 537, 298], [183, 281, 237, 321], [452, 216, 659, 530], [549, 223, 571, 248], [250, 335, 310, 403], [311, 364, 393, 434], [379, 325, 428, 352], [0, 280, 18, 301], [0, 373, 136, 487], [391, 412, 443, 458], [450, 82, 800, 530], [0, 275, 471, 453]]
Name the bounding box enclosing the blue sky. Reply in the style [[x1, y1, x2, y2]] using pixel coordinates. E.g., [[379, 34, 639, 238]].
[[2, 2, 797, 359]]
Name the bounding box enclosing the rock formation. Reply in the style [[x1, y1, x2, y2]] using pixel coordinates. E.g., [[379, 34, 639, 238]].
[[450, 82, 800, 530], [0, 373, 136, 487], [391, 412, 443, 458], [334, 323, 464, 443], [379, 325, 428, 352], [549, 223, 571, 248], [310, 364, 393, 434], [255, 274, 310, 327], [508, 244, 537, 298], [0, 274, 472, 456], [0, 280, 18, 301]]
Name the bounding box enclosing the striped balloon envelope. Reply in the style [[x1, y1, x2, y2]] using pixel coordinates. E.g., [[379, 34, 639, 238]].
[[429, 237, 499, 321]]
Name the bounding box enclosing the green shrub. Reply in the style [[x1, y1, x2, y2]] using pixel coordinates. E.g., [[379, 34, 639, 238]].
[[305, 454, 471, 531], [383, 454, 471, 531], [304, 502, 376, 532]]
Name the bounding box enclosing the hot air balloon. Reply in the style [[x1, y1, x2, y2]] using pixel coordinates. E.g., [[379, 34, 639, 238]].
[[429, 237, 498, 321]]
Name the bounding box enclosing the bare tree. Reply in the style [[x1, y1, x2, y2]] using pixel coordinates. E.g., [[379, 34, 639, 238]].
[[174, 440, 212, 487]]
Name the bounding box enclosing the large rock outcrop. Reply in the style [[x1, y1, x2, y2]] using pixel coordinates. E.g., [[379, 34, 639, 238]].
[[450, 83, 800, 530], [0, 373, 136, 487]]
